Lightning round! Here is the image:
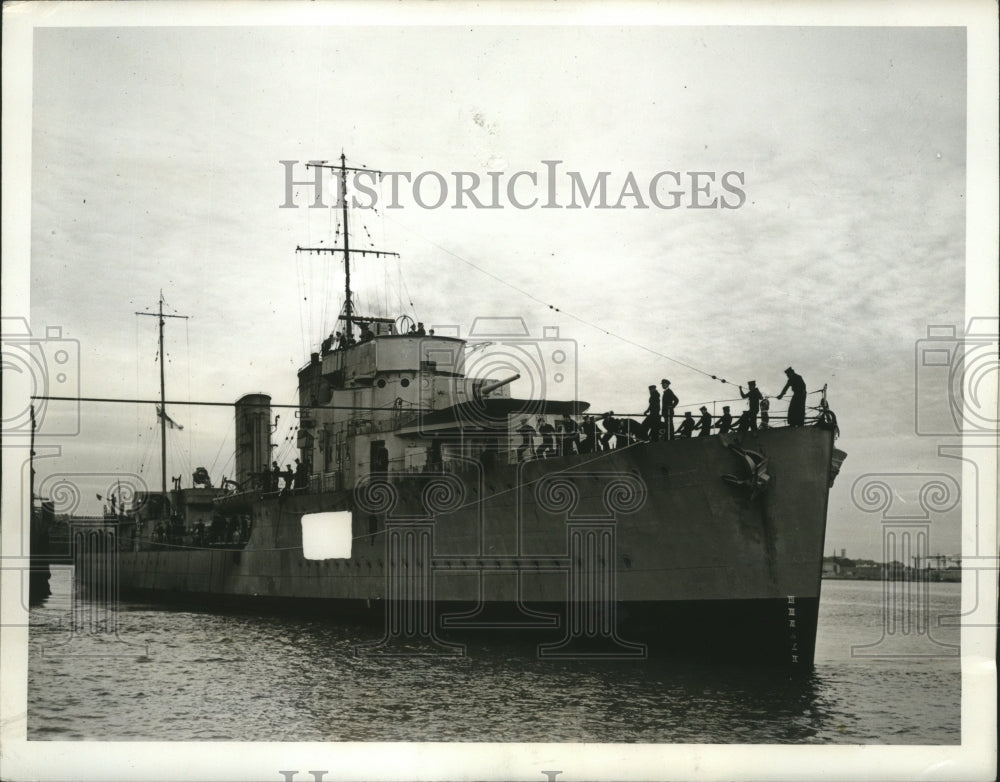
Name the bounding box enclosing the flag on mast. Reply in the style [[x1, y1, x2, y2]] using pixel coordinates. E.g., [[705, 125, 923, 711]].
[[156, 405, 184, 430]]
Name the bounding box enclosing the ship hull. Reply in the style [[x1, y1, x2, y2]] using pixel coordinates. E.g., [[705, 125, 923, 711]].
[[76, 426, 838, 665], [116, 587, 817, 664]]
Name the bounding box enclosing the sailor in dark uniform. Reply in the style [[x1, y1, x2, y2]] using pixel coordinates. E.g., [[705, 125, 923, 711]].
[[660, 379, 678, 440], [676, 411, 696, 438], [777, 367, 807, 427], [559, 413, 580, 455], [739, 380, 763, 432], [294, 458, 309, 491], [600, 412, 618, 450], [579, 415, 598, 453], [537, 417, 556, 458], [714, 405, 733, 434], [515, 418, 536, 462], [642, 385, 661, 441], [694, 406, 712, 437]]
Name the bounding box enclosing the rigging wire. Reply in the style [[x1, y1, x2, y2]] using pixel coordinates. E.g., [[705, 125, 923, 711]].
[[383, 213, 743, 387]]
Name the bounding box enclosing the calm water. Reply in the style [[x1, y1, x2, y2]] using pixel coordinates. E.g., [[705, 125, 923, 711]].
[[27, 572, 960, 743]]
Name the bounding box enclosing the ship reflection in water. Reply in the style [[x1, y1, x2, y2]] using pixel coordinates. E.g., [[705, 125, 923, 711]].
[[29, 572, 959, 743]]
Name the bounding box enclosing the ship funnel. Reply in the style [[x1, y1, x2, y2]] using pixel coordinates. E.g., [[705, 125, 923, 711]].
[[480, 374, 520, 396], [235, 393, 272, 491]]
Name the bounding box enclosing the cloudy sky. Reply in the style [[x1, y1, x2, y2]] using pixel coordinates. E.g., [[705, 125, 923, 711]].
[[9, 11, 992, 561]]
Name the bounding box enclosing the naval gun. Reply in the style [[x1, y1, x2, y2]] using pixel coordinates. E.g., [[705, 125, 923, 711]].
[[479, 373, 521, 397]]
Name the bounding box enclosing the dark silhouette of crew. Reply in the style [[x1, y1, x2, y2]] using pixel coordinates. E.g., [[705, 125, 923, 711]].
[[416, 322, 426, 336], [579, 415, 598, 453], [739, 380, 763, 432], [559, 413, 580, 455], [676, 411, 696, 438], [294, 458, 310, 490], [715, 406, 733, 434], [777, 367, 807, 427], [515, 417, 536, 462], [537, 417, 556, 458], [359, 322, 374, 343], [271, 461, 281, 492], [694, 406, 712, 437], [642, 385, 661, 441], [600, 412, 618, 450], [660, 379, 678, 440], [735, 409, 752, 433]]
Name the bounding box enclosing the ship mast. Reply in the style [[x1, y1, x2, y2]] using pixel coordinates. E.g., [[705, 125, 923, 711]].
[[136, 292, 188, 501], [296, 153, 399, 342]]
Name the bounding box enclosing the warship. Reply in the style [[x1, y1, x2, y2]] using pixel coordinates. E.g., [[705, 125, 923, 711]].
[[64, 155, 847, 664]]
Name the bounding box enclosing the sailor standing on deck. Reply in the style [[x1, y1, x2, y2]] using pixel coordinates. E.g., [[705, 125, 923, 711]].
[[294, 458, 309, 491], [694, 406, 712, 437], [676, 411, 696, 438], [600, 412, 618, 450], [776, 367, 807, 427], [515, 418, 536, 462], [660, 379, 678, 440], [537, 417, 556, 458], [579, 415, 598, 453], [642, 385, 661, 441], [738, 380, 763, 432], [560, 413, 580, 455], [714, 406, 733, 434]]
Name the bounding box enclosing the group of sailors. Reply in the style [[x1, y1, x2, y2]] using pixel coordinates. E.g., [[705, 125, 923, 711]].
[[639, 367, 811, 442], [514, 366, 833, 461], [320, 320, 435, 356], [152, 514, 251, 547], [254, 458, 311, 493]]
